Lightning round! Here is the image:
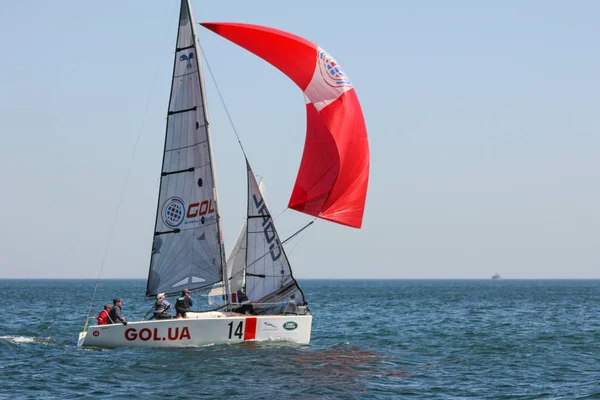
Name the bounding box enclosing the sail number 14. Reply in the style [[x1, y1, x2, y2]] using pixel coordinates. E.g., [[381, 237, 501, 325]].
[[228, 321, 243, 339]]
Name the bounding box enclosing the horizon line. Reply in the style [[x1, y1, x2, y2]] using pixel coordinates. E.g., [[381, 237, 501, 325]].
[[1, 277, 599, 280]]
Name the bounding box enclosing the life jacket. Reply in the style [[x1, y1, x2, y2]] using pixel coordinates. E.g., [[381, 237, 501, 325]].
[[175, 296, 188, 310], [97, 310, 109, 325], [154, 299, 168, 314]]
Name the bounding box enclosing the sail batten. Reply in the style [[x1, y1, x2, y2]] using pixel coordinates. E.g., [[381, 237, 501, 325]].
[[146, 0, 225, 298]]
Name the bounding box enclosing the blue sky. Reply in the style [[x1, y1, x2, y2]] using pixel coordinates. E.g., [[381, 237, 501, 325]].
[[0, 1, 598, 279]]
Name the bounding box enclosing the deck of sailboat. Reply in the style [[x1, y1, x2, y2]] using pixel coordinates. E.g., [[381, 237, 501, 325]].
[[186, 310, 310, 318]]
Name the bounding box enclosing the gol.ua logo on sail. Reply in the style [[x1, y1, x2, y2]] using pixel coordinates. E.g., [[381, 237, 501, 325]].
[[162, 197, 216, 228]]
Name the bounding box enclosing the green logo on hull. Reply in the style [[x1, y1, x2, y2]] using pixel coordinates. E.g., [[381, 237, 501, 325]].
[[283, 321, 298, 331]]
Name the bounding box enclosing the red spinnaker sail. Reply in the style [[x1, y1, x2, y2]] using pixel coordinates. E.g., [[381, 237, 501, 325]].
[[201, 22, 369, 229]]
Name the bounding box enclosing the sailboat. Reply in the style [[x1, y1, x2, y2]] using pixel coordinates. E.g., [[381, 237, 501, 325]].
[[78, 0, 369, 348]]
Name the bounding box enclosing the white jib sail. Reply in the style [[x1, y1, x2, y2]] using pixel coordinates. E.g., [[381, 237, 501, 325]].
[[226, 221, 247, 297], [244, 162, 305, 313]]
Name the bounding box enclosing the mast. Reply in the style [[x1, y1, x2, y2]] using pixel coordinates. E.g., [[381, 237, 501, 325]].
[[243, 159, 251, 294], [186, 0, 229, 306]]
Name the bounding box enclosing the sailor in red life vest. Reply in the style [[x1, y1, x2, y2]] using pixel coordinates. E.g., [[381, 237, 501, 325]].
[[96, 304, 112, 325]]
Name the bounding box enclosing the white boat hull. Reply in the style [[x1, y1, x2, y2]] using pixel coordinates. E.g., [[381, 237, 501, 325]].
[[78, 311, 312, 348]]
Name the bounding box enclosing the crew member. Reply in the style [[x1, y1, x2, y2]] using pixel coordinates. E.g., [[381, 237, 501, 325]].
[[108, 298, 127, 325], [233, 288, 256, 315], [153, 293, 171, 320], [97, 304, 112, 325], [175, 289, 193, 318]]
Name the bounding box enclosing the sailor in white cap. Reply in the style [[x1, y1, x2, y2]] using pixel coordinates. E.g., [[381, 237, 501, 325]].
[[153, 293, 171, 319]]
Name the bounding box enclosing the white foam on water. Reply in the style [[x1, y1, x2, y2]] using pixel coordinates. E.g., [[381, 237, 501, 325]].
[[0, 336, 55, 345], [0, 335, 35, 343]]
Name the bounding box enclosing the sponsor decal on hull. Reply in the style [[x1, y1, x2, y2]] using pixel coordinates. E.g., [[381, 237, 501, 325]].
[[262, 322, 278, 331], [124, 327, 191, 342], [283, 321, 298, 331]]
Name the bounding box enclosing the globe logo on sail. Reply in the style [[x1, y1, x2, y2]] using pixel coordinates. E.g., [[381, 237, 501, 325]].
[[162, 197, 186, 228], [317, 50, 351, 88]]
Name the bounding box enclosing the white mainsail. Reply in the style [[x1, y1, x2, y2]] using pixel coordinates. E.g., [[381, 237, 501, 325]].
[[146, 0, 225, 298]]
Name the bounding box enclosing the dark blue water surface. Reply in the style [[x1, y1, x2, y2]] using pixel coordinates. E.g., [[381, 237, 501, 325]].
[[0, 279, 599, 399]]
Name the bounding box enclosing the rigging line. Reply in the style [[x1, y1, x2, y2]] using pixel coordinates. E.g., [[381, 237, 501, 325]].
[[273, 207, 288, 222], [244, 220, 315, 271], [81, 1, 180, 332], [282, 220, 315, 244], [197, 41, 248, 160], [277, 219, 314, 238], [286, 218, 317, 257]]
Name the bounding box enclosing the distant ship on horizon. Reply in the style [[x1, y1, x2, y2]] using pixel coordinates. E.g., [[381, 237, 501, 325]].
[[492, 273, 502, 280]]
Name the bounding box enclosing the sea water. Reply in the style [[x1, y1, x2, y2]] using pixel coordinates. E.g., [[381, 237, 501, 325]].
[[0, 279, 599, 399]]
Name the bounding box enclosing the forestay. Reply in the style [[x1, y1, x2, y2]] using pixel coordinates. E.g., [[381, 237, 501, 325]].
[[146, 0, 225, 298]]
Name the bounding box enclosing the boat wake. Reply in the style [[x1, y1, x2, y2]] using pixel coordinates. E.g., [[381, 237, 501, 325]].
[[0, 335, 56, 345]]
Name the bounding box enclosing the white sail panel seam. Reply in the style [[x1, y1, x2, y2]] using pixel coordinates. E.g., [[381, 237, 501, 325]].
[[174, 70, 198, 79], [165, 140, 207, 152]]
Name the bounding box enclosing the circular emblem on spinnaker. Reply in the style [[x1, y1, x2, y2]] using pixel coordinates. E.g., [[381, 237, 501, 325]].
[[162, 197, 186, 228], [318, 50, 351, 88]]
